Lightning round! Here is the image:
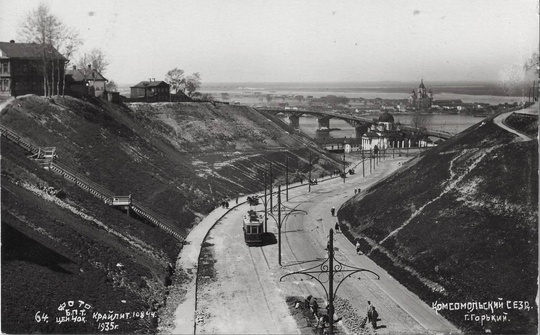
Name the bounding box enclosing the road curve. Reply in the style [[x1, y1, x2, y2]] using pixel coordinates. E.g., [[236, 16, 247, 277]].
[[189, 154, 460, 334]]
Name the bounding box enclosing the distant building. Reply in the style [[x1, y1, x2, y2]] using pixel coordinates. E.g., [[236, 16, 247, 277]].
[[0, 40, 67, 97], [408, 79, 433, 109], [432, 99, 463, 109], [130, 79, 170, 102], [64, 64, 108, 98], [362, 111, 405, 150]]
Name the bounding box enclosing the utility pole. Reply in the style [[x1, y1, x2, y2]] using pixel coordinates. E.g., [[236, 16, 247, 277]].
[[362, 150, 365, 177], [369, 150, 372, 174], [278, 185, 282, 266], [270, 163, 273, 213], [286, 156, 289, 201], [342, 146, 346, 183], [264, 172, 268, 233], [308, 151, 312, 193]]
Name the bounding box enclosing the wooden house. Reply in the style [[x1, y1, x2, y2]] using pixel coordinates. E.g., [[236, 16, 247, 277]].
[[0, 40, 67, 97], [64, 64, 108, 98]]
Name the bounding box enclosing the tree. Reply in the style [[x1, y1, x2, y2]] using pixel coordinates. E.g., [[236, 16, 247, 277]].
[[18, 2, 77, 96], [106, 80, 118, 92], [201, 93, 214, 101], [523, 51, 539, 76], [410, 114, 430, 132], [185, 72, 201, 97], [165, 68, 186, 94], [77, 48, 109, 74], [57, 27, 82, 96]]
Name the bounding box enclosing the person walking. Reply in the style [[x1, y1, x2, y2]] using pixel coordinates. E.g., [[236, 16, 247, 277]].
[[371, 306, 379, 329], [334, 221, 340, 233], [331, 207, 335, 216], [310, 297, 319, 317], [305, 295, 312, 309], [356, 241, 361, 254], [366, 301, 374, 324]]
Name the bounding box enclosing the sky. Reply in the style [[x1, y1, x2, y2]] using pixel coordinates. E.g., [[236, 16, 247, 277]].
[[0, 0, 538, 85]]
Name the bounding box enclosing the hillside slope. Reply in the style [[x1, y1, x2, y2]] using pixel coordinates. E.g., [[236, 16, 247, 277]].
[[338, 115, 538, 334], [1, 95, 340, 333]]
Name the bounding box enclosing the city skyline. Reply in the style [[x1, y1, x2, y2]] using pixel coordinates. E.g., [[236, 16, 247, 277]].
[[0, 0, 538, 85]]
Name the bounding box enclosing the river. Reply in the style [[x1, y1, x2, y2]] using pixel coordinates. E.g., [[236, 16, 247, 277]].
[[293, 113, 482, 138]]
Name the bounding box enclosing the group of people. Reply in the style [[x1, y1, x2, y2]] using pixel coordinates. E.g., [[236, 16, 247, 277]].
[[304, 295, 380, 332], [304, 295, 342, 334], [219, 200, 230, 209]]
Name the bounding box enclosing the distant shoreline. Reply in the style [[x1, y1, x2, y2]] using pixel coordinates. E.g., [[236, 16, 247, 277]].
[[199, 81, 523, 98]]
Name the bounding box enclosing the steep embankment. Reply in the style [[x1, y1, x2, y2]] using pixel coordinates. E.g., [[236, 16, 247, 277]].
[[338, 114, 538, 334], [1, 95, 339, 333]]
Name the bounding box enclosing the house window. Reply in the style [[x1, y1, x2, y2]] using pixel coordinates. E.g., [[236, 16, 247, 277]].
[[1, 62, 9, 75], [0, 79, 10, 92]]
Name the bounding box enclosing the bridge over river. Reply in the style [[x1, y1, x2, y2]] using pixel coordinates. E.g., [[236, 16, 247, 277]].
[[256, 108, 454, 142]]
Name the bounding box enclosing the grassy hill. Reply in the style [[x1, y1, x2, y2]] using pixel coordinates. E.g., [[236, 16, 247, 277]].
[[338, 114, 538, 334], [1, 95, 340, 333]]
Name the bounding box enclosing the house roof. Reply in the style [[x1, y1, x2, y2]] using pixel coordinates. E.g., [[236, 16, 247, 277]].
[[131, 81, 169, 88], [0, 41, 67, 61], [65, 66, 107, 82]]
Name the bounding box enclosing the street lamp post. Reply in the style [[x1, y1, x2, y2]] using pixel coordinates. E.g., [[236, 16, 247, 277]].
[[266, 186, 306, 266], [280, 228, 380, 335]]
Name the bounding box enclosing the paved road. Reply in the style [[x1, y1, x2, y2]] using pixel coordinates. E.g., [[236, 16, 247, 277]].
[[493, 102, 537, 142], [193, 155, 460, 334]]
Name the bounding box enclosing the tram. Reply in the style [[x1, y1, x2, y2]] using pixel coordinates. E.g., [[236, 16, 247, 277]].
[[243, 209, 264, 245]]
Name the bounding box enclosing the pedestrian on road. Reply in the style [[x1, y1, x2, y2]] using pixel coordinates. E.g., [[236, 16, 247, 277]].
[[371, 306, 379, 329], [236, 197, 238, 204], [334, 222, 340, 233], [356, 241, 361, 254], [366, 301, 374, 323], [305, 295, 312, 309], [354, 189, 357, 194], [331, 207, 335, 216], [310, 297, 319, 317]]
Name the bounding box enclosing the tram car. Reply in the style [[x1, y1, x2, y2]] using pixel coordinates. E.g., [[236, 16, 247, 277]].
[[243, 209, 263, 245]]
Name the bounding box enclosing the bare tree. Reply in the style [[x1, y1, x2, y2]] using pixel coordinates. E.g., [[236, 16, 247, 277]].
[[77, 48, 109, 74], [18, 2, 69, 96], [410, 114, 430, 132], [185, 72, 201, 97], [58, 27, 82, 96], [165, 68, 186, 94], [523, 51, 539, 75]]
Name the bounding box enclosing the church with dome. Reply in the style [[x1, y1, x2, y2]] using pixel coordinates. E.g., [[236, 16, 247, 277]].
[[361, 111, 405, 150], [408, 79, 433, 109], [361, 110, 436, 151]]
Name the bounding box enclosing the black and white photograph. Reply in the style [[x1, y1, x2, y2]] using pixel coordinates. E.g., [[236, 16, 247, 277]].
[[0, 1, 538, 334]]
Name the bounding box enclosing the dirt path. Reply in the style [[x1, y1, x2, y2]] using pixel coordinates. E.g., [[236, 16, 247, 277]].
[[194, 155, 459, 334]]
